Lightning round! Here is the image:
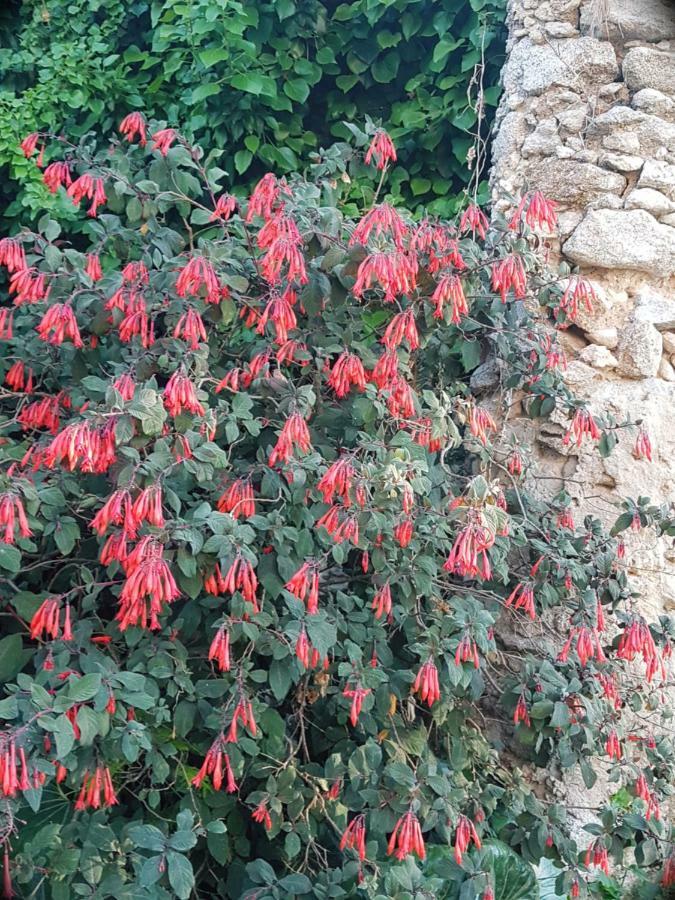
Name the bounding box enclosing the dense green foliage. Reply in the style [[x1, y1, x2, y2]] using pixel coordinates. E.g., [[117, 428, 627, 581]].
[[0, 120, 673, 899], [0, 0, 505, 226]]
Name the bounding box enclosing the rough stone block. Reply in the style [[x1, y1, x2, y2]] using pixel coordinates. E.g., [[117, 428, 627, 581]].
[[563, 209, 675, 276], [580, 0, 675, 43], [637, 159, 675, 201], [502, 37, 618, 96], [622, 47, 675, 96], [615, 320, 663, 377], [633, 288, 675, 330], [624, 187, 675, 217], [525, 158, 626, 204]]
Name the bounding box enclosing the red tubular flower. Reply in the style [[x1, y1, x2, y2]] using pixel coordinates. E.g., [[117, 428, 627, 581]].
[[570, 879, 580, 898], [256, 289, 298, 344], [584, 838, 609, 875], [413, 658, 440, 706], [491, 254, 527, 302], [513, 693, 530, 726], [85, 253, 102, 282], [268, 412, 312, 466], [285, 561, 319, 614], [36, 303, 83, 348], [43, 161, 72, 194], [364, 129, 397, 170], [173, 308, 207, 349], [208, 625, 231, 672], [633, 427, 652, 462], [117, 539, 180, 630], [217, 478, 255, 519], [661, 855, 675, 887], [246, 173, 283, 223], [459, 204, 489, 240], [151, 128, 177, 156], [560, 277, 595, 321], [10, 268, 49, 306], [387, 811, 425, 861], [317, 457, 355, 505], [556, 509, 575, 530], [617, 618, 663, 682], [119, 112, 147, 146], [251, 799, 272, 831], [563, 409, 601, 447], [74, 766, 118, 810], [340, 815, 367, 860], [557, 625, 605, 667], [353, 251, 417, 303], [44, 420, 117, 473], [431, 273, 468, 322], [383, 307, 419, 351], [468, 405, 497, 446], [370, 349, 399, 390], [444, 521, 494, 580], [221, 557, 259, 610], [507, 451, 523, 476], [192, 734, 237, 792], [131, 484, 165, 529], [505, 582, 536, 620], [453, 814, 482, 865], [327, 352, 367, 398], [226, 698, 257, 743], [343, 684, 370, 726], [20, 132, 40, 158], [30, 597, 74, 641], [317, 505, 359, 546], [176, 256, 223, 304], [372, 582, 392, 620], [91, 489, 136, 537], [604, 730, 622, 761], [509, 191, 557, 232], [261, 237, 307, 286], [393, 517, 413, 548], [163, 371, 204, 417], [211, 193, 237, 221], [455, 632, 480, 668], [350, 203, 407, 249], [295, 626, 310, 668], [0, 492, 32, 543], [67, 173, 106, 217], [0, 238, 27, 274]]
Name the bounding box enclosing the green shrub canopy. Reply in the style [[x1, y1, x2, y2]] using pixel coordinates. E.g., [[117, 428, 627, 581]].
[[0, 120, 673, 900]]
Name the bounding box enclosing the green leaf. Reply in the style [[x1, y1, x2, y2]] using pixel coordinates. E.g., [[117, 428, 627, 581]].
[[269, 658, 292, 701], [129, 824, 166, 852], [0, 545, 21, 573], [278, 873, 312, 894], [0, 635, 27, 682], [66, 674, 102, 703], [234, 150, 253, 174], [283, 79, 310, 103], [191, 83, 221, 104], [167, 851, 194, 899], [199, 48, 229, 69]]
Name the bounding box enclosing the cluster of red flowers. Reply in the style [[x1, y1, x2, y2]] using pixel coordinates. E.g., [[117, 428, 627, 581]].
[[0, 737, 45, 797], [74, 766, 118, 810], [387, 811, 425, 861], [192, 733, 237, 792]]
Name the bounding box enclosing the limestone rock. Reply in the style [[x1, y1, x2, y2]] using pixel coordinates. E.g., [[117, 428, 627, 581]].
[[563, 209, 675, 276], [615, 320, 663, 377], [580, 0, 675, 43], [585, 326, 619, 349], [633, 288, 675, 330], [491, 111, 530, 163], [632, 89, 675, 122], [662, 212, 675, 226], [658, 356, 675, 381], [502, 37, 618, 96], [637, 159, 675, 201], [556, 105, 588, 131], [558, 210, 584, 237], [578, 344, 618, 368], [599, 153, 644, 173], [470, 358, 503, 393], [588, 107, 675, 157], [545, 22, 578, 38], [521, 119, 561, 157], [624, 187, 675, 217], [622, 47, 675, 96], [662, 331, 675, 354], [524, 159, 626, 204]]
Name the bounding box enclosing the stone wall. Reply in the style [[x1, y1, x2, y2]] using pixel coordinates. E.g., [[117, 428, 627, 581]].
[[491, 0, 675, 623]]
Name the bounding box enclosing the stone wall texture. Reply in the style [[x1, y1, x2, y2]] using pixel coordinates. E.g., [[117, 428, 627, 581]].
[[491, 0, 675, 827], [492, 0, 675, 619]]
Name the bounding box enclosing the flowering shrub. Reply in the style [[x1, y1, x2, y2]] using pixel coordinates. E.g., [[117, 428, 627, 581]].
[[0, 120, 673, 900]]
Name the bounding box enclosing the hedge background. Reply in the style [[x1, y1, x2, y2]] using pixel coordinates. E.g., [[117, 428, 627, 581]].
[[0, 0, 505, 226]]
